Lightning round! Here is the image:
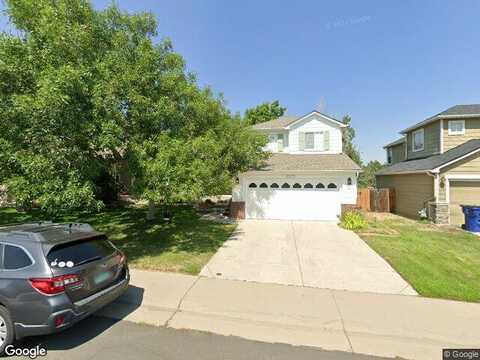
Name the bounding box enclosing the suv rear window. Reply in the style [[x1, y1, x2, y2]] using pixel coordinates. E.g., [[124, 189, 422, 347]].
[[46, 236, 117, 268]]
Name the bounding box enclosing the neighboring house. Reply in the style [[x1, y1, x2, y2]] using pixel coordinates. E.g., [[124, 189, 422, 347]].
[[231, 110, 361, 221], [377, 104, 480, 225]]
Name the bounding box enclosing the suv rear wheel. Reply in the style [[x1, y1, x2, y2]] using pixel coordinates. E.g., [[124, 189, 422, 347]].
[[0, 306, 14, 355]]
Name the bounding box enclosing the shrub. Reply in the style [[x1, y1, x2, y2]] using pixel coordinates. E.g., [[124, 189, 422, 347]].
[[340, 210, 367, 230]]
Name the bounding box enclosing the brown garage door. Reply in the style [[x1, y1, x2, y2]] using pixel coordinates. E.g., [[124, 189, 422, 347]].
[[449, 181, 480, 225]]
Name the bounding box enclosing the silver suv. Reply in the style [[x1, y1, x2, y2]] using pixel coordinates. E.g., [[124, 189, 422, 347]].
[[0, 222, 129, 354]]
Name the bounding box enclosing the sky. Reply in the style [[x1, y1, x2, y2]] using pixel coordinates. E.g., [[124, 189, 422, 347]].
[[1, 0, 479, 162]]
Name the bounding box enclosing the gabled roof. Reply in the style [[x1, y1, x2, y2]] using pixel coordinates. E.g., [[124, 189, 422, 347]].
[[251, 116, 298, 130], [251, 110, 346, 131], [376, 139, 480, 175], [400, 104, 480, 134], [383, 137, 405, 149], [244, 153, 361, 174]]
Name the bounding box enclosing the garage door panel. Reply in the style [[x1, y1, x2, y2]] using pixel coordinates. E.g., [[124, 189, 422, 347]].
[[246, 188, 341, 221], [450, 181, 480, 225]]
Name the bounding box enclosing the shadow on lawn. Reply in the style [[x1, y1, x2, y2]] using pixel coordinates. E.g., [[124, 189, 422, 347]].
[[0, 205, 236, 268]]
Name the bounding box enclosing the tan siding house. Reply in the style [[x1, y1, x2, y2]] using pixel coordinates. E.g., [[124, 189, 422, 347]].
[[405, 121, 441, 160], [377, 104, 480, 226], [443, 117, 480, 152], [376, 174, 433, 218]]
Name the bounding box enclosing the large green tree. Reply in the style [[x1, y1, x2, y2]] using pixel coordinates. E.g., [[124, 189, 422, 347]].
[[243, 100, 286, 126], [341, 115, 362, 166], [0, 0, 266, 214]]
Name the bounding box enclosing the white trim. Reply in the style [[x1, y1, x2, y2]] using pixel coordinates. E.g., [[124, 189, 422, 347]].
[[434, 147, 480, 172], [440, 119, 444, 153], [445, 178, 450, 203], [285, 110, 347, 129], [447, 119, 465, 135], [433, 173, 440, 202], [411, 128, 425, 152], [445, 174, 480, 180]]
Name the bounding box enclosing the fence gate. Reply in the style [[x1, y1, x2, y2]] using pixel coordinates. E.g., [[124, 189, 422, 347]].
[[357, 188, 395, 213]]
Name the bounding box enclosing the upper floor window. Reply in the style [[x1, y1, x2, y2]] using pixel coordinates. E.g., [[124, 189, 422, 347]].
[[412, 128, 424, 152], [387, 147, 393, 164], [448, 120, 465, 135], [304, 132, 315, 150], [299, 131, 329, 152]]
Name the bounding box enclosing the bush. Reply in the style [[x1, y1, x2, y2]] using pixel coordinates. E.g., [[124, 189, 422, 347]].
[[340, 210, 367, 230]]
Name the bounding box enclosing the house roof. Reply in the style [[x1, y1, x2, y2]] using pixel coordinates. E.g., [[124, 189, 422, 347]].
[[251, 116, 298, 130], [400, 104, 480, 134], [244, 153, 361, 175], [376, 139, 480, 175], [383, 137, 405, 149], [251, 110, 346, 131]]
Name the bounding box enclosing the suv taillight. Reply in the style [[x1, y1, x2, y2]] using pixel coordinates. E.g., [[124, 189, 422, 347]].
[[29, 275, 83, 295]]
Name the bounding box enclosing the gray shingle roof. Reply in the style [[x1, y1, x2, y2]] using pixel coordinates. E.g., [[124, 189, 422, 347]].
[[251, 116, 298, 130], [251, 110, 345, 131], [245, 153, 361, 174], [401, 104, 480, 134], [383, 137, 405, 149], [376, 139, 480, 175]]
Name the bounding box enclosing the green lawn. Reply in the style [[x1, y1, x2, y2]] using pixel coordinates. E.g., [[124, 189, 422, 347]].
[[0, 206, 236, 275], [356, 214, 480, 302]]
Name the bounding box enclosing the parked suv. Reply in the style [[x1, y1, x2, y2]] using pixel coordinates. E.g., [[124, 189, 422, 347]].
[[0, 222, 129, 354]]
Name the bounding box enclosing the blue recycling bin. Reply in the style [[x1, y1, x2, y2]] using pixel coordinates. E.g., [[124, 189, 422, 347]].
[[461, 205, 480, 232]]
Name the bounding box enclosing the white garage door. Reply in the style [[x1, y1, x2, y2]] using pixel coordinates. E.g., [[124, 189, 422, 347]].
[[245, 182, 341, 221]]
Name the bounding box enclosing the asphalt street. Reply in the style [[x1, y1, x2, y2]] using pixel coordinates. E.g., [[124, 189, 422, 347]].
[[14, 316, 391, 360]]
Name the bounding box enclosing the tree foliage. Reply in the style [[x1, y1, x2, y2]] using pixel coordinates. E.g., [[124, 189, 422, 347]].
[[0, 0, 266, 214], [358, 160, 384, 188], [243, 100, 286, 126], [341, 115, 362, 166]]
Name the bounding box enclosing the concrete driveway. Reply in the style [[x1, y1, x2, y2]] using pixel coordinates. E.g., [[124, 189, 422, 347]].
[[200, 221, 416, 295]]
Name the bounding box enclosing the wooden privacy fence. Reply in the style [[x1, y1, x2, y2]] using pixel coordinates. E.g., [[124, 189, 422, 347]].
[[356, 188, 395, 213]]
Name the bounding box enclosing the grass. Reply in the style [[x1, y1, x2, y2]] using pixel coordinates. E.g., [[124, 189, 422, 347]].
[[0, 205, 236, 275], [356, 213, 480, 302]]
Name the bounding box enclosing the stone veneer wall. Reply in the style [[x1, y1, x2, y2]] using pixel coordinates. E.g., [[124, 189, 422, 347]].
[[428, 202, 449, 225]]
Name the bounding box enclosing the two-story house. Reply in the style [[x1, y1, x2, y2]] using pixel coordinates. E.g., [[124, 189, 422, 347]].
[[377, 104, 480, 225], [231, 110, 361, 221]]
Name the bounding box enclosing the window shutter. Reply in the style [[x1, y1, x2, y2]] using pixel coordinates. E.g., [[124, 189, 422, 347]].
[[323, 130, 330, 151], [277, 136, 284, 152], [299, 132, 305, 151]]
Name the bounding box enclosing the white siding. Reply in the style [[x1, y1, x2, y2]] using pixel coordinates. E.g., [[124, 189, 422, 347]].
[[287, 115, 342, 154]]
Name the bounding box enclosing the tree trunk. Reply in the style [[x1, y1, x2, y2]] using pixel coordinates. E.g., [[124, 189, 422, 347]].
[[147, 200, 156, 220]]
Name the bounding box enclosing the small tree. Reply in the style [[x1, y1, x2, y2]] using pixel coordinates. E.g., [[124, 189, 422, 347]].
[[358, 160, 384, 188], [341, 115, 362, 166], [244, 100, 286, 126]]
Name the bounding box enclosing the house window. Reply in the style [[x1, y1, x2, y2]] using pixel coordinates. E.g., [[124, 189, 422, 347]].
[[281, 183, 290, 188], [293, 183, 301, 188], [277, 134, 284, 152], [270, 183, 279, 188], [448, 120, 465, 135], [248, 183, 257, 188], [387, 148, 393, 164], [412, 128, 424, 152], [316, 183, 325, 189], [327, 183, 337, 189], [304, 132, 315, 150], [259, 183, 268, 188], [304, 183, 313, 188]]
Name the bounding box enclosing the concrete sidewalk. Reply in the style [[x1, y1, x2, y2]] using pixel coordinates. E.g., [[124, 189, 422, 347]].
[[98, 269, 480, 360]]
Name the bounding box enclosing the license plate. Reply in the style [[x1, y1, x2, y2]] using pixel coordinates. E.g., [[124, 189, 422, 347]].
[[94, 271, 112, 285]]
